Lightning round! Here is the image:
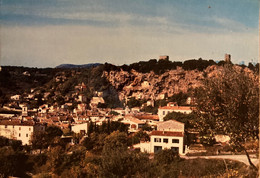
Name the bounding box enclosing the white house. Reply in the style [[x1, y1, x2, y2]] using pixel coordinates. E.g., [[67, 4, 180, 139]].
[[71, 123, 88, 135], [112, 108, 125, 115], [90, 97, 105, 105], [10, 95, 21, 101], [158, 102, 194, 121], [121, 115, 145, 132], [140, 120, 185, 155], [0, 120, 45, 145]]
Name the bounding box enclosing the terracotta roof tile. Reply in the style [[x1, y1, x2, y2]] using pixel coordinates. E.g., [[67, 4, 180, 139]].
[[151, 130, 183, 137], [159, 106, 195, 111]]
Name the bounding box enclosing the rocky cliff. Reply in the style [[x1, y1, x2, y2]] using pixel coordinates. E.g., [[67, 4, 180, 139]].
[[102, 65, 258, 102]]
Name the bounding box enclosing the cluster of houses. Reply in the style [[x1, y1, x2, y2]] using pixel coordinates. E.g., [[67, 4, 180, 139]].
[[1, 85, 197, 155]]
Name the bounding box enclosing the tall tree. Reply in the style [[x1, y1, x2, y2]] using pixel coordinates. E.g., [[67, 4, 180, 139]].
[[194, 65, 259, 170]]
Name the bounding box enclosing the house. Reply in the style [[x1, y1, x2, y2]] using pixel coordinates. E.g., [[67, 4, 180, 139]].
[[140, 120, 185, 155], [90, 97, 105, 108], [77, 103, 87, 112], [0, 120, 45, 145], [121, 115, 145, 132], [158, 102, 194, 121], [131, 107, 140, 114], [71, 123, 88, 135], [78, 94, 87, 102], [134, 114, 159, 128], [112, 108, 125, 115], [146, 100, 154, 107], [10, 95, 21, 101], [38, 104, 49, 114]]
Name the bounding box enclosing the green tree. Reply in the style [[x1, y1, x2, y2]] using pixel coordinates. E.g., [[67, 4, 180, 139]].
[[194, 65, 259, 170], [31, 126, 63, 151], [0, 147, 31, 177], [101, 131, 150, 177], [127, 97, 141, 108]]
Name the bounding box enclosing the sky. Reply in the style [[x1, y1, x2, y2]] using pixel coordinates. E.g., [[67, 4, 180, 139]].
[[0, 0, 259, 68]]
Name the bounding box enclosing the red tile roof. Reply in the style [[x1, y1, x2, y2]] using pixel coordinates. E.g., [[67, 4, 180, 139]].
[[151, 130, 183, 137], [159, 106, 195, 111], [134, 114, 159, 121], [0, 120, 35, 126]]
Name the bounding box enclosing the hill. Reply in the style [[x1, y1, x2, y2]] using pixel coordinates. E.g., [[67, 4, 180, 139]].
[[55, 63, 101, 69], [0, 59, 258, 109]]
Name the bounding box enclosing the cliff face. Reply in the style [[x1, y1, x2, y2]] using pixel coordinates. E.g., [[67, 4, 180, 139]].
[[102, 65, 258, 102], [103, 67, 204, 101]]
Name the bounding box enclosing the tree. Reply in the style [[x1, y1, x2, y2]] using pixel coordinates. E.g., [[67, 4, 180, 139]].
[[0, 147, 31, 177], [194, 65, 259, 170], [101, 131, 150, 177], [31, 126, 63, 151]]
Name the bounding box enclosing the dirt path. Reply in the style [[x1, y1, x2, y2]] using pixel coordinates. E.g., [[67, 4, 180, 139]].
[[181, 154, 258, 166]]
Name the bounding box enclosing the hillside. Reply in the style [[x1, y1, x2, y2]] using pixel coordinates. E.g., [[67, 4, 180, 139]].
[[0, 59, 258, 109], [55, 63, 101, 69]]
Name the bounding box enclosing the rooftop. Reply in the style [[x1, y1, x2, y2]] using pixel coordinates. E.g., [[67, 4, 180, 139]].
[[151, 130, 183, 137]]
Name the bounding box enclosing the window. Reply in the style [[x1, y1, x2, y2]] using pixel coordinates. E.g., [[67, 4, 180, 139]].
[[26, 134, 28, 137], [172, 139, 179, 143], [19, 127, 21, 130], [171, 147, 179, 152], [154, 138, 161, 142], [163, 111, 165, 115], [5, 125, 7, 128], [154, 146, 162, 153], [19, 133, 21, 137], [29, 128, 31, 131], [163, 138, 168, 143], [13, 125, 15, 128]]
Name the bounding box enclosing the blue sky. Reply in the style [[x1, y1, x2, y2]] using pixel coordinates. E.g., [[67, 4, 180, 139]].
[[1, 0, 258, 67]]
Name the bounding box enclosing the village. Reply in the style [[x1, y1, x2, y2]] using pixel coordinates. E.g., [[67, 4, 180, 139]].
[[0, 79, 197, 156], [0, 56, 258, 177]]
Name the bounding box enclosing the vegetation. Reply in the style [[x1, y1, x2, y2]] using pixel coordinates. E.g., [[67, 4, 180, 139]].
[[194, 64, 259, 170], [0, 130, 258, 177]]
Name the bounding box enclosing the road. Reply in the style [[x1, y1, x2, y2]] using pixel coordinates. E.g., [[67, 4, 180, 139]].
[[181, 154, 258, 166]]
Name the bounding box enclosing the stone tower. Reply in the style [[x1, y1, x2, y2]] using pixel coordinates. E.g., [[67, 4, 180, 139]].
[[22, 105, 28, 117], [225, 54, 231, 63]]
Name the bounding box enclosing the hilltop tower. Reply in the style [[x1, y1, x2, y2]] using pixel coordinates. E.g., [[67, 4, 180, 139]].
[[225, 54, 231, 63], [159, 55, 169, 61]]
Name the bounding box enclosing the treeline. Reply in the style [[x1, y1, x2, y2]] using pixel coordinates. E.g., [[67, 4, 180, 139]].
[[0, 129, 256, 177], [102, 58, 259, 74]]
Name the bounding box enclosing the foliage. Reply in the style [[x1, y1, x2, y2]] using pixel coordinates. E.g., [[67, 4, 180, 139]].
[[154, 149, 181, 165], [193, 65, 259, 169], [101, 131, 150, 177], [109, 110, 119, 116], [82, 132, 107, 154], [127, 97, 142, 108], [168, 91, 189, 106], [88, 120, 128, 136], [164, 111, 196, 128], [31, 126, 64, 150], [0, 147, 31, 177], [0, 136, 22, 151], [141, 105, 158, 114]]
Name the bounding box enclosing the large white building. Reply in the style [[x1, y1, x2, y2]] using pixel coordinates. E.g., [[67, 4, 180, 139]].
[[0, 120, 45, 145], [158, 102, 194, 121], [71, 123, 88, 135], [140, 120, 185, 155]]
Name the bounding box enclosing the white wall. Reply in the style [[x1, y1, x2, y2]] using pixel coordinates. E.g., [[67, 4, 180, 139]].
[[0, 124, 44, 145], [71, 123, 88, 134], [150, 135, 184, 155]]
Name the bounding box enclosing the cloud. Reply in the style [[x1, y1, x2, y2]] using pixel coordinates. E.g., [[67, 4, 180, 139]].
[[1, 24, 258, 68]]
